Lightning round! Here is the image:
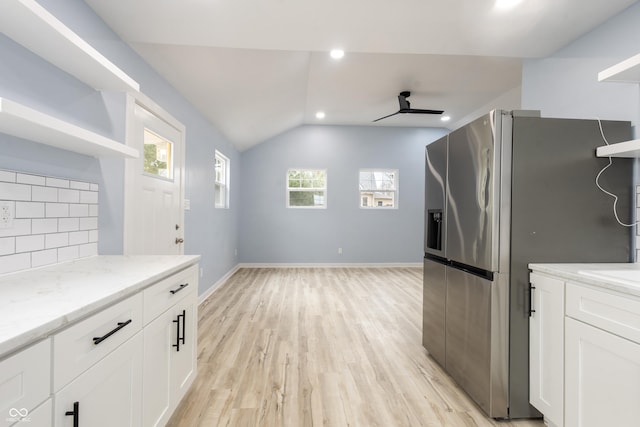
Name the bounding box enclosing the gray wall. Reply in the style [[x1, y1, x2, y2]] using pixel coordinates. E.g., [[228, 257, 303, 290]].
[[521, 2, 640, 134], [238, 125, 447, 264], [0, 0, 239, 294]]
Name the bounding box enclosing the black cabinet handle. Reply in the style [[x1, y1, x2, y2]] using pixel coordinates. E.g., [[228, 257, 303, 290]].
[[93, 319, 132, 345], [529, 285, 536, 317], [169, 283, 189, 295], [172, 310, 186, 352], [65, 401, 79, 427]]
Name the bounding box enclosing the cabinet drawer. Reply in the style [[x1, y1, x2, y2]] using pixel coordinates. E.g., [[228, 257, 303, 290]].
[[143, 264, 198, 325], [0, 339, 50, 424], [53, 293, 143, 392], [566, 282, 640, 344]]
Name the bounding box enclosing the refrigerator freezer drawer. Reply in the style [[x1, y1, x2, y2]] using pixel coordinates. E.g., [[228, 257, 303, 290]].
[[422, 258, 447, 367], [445, 266, 508, 418]]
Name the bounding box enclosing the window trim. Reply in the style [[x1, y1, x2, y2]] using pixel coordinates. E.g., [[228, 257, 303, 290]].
[[286, 168, 327, 209], [358, 168, 399, 209], [214, 150, 230, 209]]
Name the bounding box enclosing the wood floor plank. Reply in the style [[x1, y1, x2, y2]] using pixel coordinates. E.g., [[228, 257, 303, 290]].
[[167, 267, 544, 427]]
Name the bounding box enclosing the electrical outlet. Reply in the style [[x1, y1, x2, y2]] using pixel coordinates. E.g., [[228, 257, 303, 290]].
[[338, 247, 343, 255], [0, 201, 14, 229]]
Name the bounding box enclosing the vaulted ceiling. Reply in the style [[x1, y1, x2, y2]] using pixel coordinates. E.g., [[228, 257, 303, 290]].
[[84, 0, 638, 151]]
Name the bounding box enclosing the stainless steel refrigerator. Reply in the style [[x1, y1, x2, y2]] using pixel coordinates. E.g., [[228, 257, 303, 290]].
[[422, 110, 633, 419]]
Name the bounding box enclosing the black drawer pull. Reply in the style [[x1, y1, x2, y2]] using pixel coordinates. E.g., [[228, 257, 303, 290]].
[[169, 283, 189, 295], [93, 319, 132, 345], [65, 401, 79, 427]]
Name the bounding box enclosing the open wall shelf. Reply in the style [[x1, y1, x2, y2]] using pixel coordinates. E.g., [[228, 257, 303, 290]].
[[596, 53, 640, 157], [0, 0, 140, 92], [0, 98, 139, 158], [598, 53, 640, 83]]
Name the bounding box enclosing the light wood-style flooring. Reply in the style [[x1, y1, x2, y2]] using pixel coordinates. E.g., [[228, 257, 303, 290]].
[[167, 267, 544, 427]]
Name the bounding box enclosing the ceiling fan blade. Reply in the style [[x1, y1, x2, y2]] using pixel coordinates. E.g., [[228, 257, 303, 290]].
[[406, 108, 444, 115], [372, 111, 401, 122]]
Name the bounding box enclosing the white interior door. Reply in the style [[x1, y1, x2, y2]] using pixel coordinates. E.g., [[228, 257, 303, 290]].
[[125, 97, 184, 255]]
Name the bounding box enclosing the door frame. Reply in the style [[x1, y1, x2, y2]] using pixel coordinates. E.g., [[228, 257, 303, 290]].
[[124, 92, 186, 255]]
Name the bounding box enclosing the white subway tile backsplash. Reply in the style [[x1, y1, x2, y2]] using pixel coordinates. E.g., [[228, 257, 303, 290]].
[[45, 203, 70, 218], [16, 235, 45, 253], [70, 181, 90, 190], [0, 169, 99, 274], [32, 186, 58, 202], [32, 218, 58, 234], [32, 249, 57, 268], [0, 219, 31, 238], [70, 204, 89, 217], [45, 232, 69, 249], [58, 189, 80, 203], [58, 245, 79, 262], [80, 217, 98, 231], [0, 182, 31, 201], [15, 201, 45, 218], [0, 253, 30, 274], [0, 171, 16, 183], [17, 173, 46, 186], [69, 231, 89, 245], [0, 237, 15, 256], [46, 177, 69, 188], [59, 218, 80, 232], [80, 190, 98, 204]]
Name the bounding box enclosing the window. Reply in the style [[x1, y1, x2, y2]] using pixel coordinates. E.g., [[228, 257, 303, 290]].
[[215, 151, 230, 208], [359, 169, 398, 208], [143, 128, 173, 180], [287, 169, 327, 208]]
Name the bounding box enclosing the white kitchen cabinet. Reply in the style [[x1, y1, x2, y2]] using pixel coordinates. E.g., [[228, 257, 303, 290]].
[[529, 273, 564, 427], [142, 265, 198, 427], [54, 332, 143, 427], [529, 264, 640, 427], [11, 399, 52, 427], [0, 339, 51, 426], [565, 317, 640, 427]]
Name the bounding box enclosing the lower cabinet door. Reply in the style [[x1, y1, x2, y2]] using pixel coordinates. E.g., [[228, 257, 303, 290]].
[[143, 309, 173, 427], [143, 291, 197, 427], [54, 333, 143, 427], [565, 317, 640, 427], [170, 295, 197, 407]]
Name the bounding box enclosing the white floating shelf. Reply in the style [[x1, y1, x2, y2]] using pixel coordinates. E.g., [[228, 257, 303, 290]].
[[598, 53, 640, 83], [0, 0, 140, 92], [0, 98, 139, 159], [596, 139, 640, 158]]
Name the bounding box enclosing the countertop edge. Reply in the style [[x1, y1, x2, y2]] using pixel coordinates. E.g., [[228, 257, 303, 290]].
[[529, 263, 640, 298]]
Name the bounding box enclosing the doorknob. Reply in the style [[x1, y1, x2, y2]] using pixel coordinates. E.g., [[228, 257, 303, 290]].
[[175, 237, 184, 244]]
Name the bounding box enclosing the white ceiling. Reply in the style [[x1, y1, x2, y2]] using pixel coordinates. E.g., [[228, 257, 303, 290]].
[[84, 0, 637, 151]]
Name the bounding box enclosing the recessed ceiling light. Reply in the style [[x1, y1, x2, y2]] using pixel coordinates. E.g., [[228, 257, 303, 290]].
[[441, 115, 451, 122], [330, 49, 344, 59], [316, 111, 326, 119], [495, 0, 523, 10]]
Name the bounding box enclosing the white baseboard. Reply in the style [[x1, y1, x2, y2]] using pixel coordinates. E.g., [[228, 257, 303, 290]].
[[198, 263, 240, 305], [237, 262, 423, 269]]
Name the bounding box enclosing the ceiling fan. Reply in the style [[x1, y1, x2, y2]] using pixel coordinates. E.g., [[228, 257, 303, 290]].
[[373, 91, 444, 122]]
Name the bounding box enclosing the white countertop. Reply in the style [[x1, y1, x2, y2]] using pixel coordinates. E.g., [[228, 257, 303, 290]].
[[0, 255, 200, 359], [529, 263, 640, 297]]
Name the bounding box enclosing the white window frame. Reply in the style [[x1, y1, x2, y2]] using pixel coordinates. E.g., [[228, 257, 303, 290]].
[[359, 168, 399, 209], [214, 150, 230, 209], [286, 168, 327, 209]]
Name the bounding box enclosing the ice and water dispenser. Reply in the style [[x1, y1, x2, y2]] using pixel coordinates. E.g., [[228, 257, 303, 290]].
[[426, 209, 443, 251]]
